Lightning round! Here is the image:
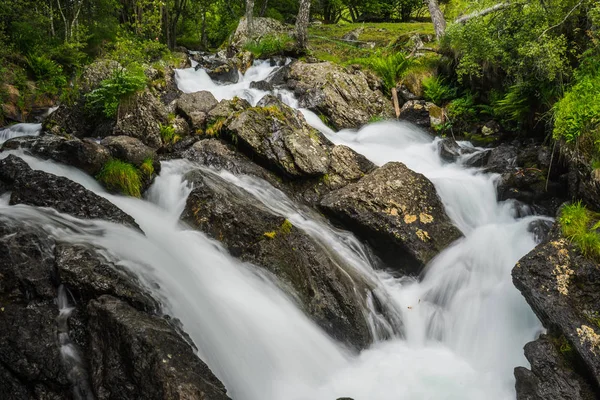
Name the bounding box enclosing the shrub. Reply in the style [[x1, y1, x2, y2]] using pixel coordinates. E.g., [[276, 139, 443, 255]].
[[96, 159, 142, 197], [159, 124, 176, 143], [349, 51, 413, 93], [422, 76, 456, 105], [85, 66, 147, 118], [25, 54, 67, 90], [559, 202, 600, 260], [492, 83, 532, 125], [105, 32, 169, 66], [242, 34, 295, 58], [447, 94, 477, 122]]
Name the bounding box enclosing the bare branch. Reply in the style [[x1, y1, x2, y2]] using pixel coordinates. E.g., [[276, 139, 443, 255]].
[[454, 2, 511, 25], [538, 0, 585, 39]]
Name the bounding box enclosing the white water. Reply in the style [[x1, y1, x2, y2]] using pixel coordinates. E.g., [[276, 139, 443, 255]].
[[0, 123, 42, 144], [0, 61, 547, 400]]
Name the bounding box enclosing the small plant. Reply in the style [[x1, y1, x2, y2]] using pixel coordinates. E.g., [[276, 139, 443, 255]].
[[25, 54, 67, 93], [139, 157, 154, 177], [159, 124, 176, 143], [97, 159, 142, 197], [559, 202, 600, 260], [350, 52, 412, 92], [422, 76, 456, 105], [85, 66, 147, 118], [280, 219, 293, 234], [243, 34, 294, 58], [263, 231, 277, 239], [206, 118, 226, 137], [368, 115, 386, 123]]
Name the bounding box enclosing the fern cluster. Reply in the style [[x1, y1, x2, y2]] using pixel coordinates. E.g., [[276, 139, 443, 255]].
[[85, 66, 147, 118]]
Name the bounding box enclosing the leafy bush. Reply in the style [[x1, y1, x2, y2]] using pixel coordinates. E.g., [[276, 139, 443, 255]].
[[422, 76, 456, 105], [26, 54, 67, 89], [97, 159, 142, 197], [242, 35, 295, 58], [447, 94, 477, 122], [105, 32, 169, 66], [492, 83, 531, 125], [159, 123, 176, 143], [350, 52, 412, 92], [85, 66, 147, 118], [559, 202, 600, 260]]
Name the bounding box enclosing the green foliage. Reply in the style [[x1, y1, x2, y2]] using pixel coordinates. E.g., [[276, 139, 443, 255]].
[[422, 76, 456, 105], [559, 202, 600, 260], [447, 94, 476, 122], [140, 158, 155, 177], [492, 83, 531, 125], [105, 32, 169, 66], [97, 159, 142, 197], [26, 54, 67, 91], [160, 123, 176, 143], [243, 35, 295, 58], [350, 51, 412, 92], [85, 66, 147, 118]]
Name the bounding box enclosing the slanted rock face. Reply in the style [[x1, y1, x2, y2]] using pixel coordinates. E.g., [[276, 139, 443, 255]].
[[224, 96, 331, 178], [513, 227, 600, 395], [320, 162, 462, 273], [101, 135, 156, 167], [181, 169, 375, 349], [176, 91, 219, 131], [113, 90, 168, 149], [282, 61, 393, 130]]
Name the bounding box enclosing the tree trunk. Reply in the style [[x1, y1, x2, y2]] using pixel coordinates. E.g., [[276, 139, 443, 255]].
[[246, 0, 255, 36], [201, 6, 208, 49], [427, 0, 446, 40], [259, 0, 268, 17], [296, 0, 311, 51]]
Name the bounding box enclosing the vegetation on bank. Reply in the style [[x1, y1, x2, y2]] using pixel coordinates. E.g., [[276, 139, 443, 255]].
[[97, 159, 143, 198], [559, 202, 600, 261]]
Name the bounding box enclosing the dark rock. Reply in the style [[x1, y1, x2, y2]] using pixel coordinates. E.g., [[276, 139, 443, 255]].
[[397, 84, 419, 102], [513, 226, 600, 392], [101, 135, 156, 167], [42, 102, 108, 139], [87, 295, 230, 400], [3, 134, 110, 176], [194, 57, 239, 83], [113, 90, 168, 149], [438, 138, 477, 163], [0, 155, 138, 228], [176, 91, 219, 131], [515, 334, 597, 400], [485, 144, 518, 173], [249, 80, 274, 91], [462, 149, 491, 168], [320, 162, 462, 273], [181, 170, 376, 349], [399, 100, 443, 129], [282, 61, 393, 130]]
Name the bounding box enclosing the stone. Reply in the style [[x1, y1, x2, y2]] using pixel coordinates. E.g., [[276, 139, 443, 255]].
[[101, 135, 156, 167], [113, 90, 168, 149], [176, 91, 218, 131]]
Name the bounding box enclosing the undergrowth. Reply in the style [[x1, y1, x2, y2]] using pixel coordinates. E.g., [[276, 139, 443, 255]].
[[559, 202, 600, 260], [243, 34, 294, 58], [97, 159, 142, 197], [85, 65, 147, 118], [349, 51, 412, 92]]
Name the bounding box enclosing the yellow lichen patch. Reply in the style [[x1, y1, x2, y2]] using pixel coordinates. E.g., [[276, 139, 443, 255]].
[[388, 207, 398, 216], [576, 325, 600, 355], [404, 214, 417, 224], [551, 240, 573, 295], [419, 213, 434, 224], [263, 231, 277, 239], [416, 229, 431, 242]]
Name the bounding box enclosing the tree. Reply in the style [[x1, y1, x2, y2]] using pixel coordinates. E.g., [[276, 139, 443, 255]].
[[296, 0, 311, 50], [427, 0, 446, 40], [246, 0, 254, 36]]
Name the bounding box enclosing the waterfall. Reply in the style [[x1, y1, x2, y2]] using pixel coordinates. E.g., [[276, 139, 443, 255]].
[[0, 123, 42, 144]]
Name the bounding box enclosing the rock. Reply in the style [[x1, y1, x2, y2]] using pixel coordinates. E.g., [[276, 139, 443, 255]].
[[101, 135, 156, 167], [80, 60, 121, 93], [397, 84, 419, 102], [2, 134, 110, 176], [283, 61, 393, 130], [206, 98, 252, 124], [176, 91, 219, 131], [514, 334, 597, 400], [181, 170, 377, 349], [231, 51, 255, 74], [562, 144, 600, 212], [87, 295, 230, 400], [0, 155, 138, 229], [231, 17, 291, 48], [42, 102, 109, 139], [438, 138, 477, 163], [462, 149, 491, 168], [320, 162, 462, 273], [485, 143, 518, 173], [481, 120, 501, 136], [113, 90, 168, 149], [342, 27, 364, 41], [513, 226, 600, 392], [399, 100, 442, 129], [250, 80, 274, 91], [223, 95, 331, 178]]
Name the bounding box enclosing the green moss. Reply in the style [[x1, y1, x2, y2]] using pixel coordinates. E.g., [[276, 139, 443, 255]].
[[556, 335, 573, 355], [280, 219, 293, 235], [97, 159, 142, 197], [159, 123, 176, 143], [139, 157, 154, 177], [559, 202, 600, 260]]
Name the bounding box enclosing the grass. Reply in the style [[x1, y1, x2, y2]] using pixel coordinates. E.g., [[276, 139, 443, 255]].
[[206, 117, 227, 137], [159, 123, 176, 143], [96, 159, 142, 197], [559, 202, 600, 260], [242, 34, 295, 58], [139, 157, 154, 177]]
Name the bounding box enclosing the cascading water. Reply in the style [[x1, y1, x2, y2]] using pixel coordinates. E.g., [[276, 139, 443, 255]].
[[0, 122, 42, 144]]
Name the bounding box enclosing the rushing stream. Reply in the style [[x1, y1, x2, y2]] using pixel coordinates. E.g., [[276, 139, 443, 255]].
[[0, 60, 547, 399]]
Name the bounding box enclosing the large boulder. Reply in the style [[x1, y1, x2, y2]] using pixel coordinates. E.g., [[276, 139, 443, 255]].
[[320, 162, 462, 273], [176, 91, 219, 131], [222, 96, 331, 178], [2, 134, 110, 176], [181, 169, 379, 349], [279, 61, 393, 130], [113, 90, 168, 149], [100, 135, 156, 167], [231, 17, 291, 48], [398, 100, 443, 129], [513, 226, 600, 396]]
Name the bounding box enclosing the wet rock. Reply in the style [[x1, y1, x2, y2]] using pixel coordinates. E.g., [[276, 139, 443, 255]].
[[0, 155, 138, 228], [513, 226, 600, 392], [320, 162, 462, 273], [101, 135, 156, 167], [113, 90, 168, 149], [462, 149, 491, 168], [223, 95, 331, 178], [42, 102, 108, 139], [485, 144, 518, 173], [282, 61, 393, 130], [250, 80, 274, 91], [181, 170, 375, 349], [342, 27, 364, 41], [514, 334, 597, 400], [3, 134, 110, 176], [87, 295, 230, 400], [399, 100, 442, 129], [438, 137, 477, 163], [176, 91, 218, 131], [397, 84, 419, 102], [562, 145, 600, 212]]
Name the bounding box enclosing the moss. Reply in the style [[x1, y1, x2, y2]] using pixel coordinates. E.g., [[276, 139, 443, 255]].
[[97, 159, 141, 197], [206, 117, 226, 137], [280, 219, 293, 235], [263, 231, 277, 239], [139, 157, 154, 177], [559, 202, 600, 261]]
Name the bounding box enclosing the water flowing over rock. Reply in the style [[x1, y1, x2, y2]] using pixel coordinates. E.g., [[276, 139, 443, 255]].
[[280, 61, 393, 130], [181, 169, 374, 349], [513, 226, 600, 397], [320, 161, 462, 273]]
